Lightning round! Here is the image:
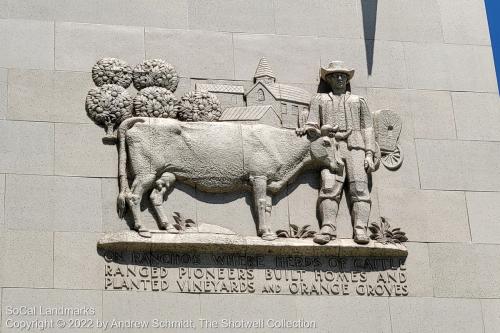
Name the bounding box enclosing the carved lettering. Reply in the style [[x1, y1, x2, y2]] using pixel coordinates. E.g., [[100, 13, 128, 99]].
[[103, 252, 408, 296]]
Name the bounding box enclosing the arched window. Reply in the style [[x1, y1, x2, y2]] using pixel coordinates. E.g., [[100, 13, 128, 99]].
[[257, 89, 265, 102]]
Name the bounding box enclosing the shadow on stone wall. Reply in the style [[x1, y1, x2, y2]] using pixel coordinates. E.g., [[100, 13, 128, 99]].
[[361, 0, 378, 75]]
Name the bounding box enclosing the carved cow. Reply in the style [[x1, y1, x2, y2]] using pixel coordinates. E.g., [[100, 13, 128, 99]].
[[117, 117, 342, 239]]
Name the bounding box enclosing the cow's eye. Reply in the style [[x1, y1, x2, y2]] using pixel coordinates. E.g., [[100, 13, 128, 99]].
[[322, 138, 331, 147]]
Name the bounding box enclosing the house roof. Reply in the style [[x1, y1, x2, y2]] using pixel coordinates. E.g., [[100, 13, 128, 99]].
[[219, 105, 281, 121], [250, 57, 310, 104], [254, 57, 276, 79], [246, 82, 311, 105], [195, 83, 244, 94], [267, 84, 311, 104]]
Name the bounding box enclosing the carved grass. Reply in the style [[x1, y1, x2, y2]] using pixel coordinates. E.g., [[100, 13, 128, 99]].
[[277, 224, 316, 239], [369, 217, 408, 244]]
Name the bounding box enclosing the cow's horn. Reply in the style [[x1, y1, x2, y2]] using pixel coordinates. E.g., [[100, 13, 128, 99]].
[[320, 125, 335, 137]]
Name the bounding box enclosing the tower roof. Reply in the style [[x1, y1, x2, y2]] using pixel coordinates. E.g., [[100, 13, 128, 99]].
[[254, 57, 276, 80]]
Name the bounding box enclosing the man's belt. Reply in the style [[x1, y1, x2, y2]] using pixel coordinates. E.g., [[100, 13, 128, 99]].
[[320, 124, 352, 140]]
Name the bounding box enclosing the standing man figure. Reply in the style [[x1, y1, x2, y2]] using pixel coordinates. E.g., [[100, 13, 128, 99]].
[[304, 61, 378, 245]]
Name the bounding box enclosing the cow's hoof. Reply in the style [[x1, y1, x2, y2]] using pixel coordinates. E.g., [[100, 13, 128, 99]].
[[313, 233, 333, 245], [261, 232, 277, 241]]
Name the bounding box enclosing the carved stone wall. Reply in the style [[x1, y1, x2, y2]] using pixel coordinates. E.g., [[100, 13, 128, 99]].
[[0, 1, 499, 332]]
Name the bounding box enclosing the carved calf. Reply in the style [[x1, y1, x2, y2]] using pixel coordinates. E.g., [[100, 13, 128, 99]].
[[117, 117, 342, 239]]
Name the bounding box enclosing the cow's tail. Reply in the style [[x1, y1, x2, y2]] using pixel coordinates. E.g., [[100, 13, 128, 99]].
[[116, 117, 146, 218]]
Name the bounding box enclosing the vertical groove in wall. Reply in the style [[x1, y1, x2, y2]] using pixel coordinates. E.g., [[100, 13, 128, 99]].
[[99, 179, 104, 233], [142, 26, 146, 61], [5, 68, 8, 121], [401, 42, 411, 91], [101, 289, 104, 326], [479, 299, 487, 333], [448, 91, 459, 139], [464, 192, 474, 243], [413, 138, 423, 190], [52, 123, 56, 176], [0, 287, 3, 332], [427, 242, 436, 298], [231, 33, 236, 80], [53, 21, 56, 70], [387, 297, 395, 333], [2, 173, 6, 227], [51, 231, 55, 288], [271, 0, 277, 35]]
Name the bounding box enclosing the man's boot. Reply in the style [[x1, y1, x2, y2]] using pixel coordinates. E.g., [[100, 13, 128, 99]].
[[314, 199, 338, 245], [352, 201, 371, 244]]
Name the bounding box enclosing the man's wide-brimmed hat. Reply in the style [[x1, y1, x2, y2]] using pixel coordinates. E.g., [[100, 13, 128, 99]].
[[320, 61, 355, 81]]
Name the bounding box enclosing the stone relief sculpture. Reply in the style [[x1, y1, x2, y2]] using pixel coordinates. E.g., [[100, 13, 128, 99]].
[[373, 109, 404, 170], [217, 57, 311, 129], [92, 57, 133, 87], [116, 117, 341, 240], [132, 58, 179, 91], [86, 57, 407, 255], [177, 91, 222, 121], [85, 58, 134, 143], [300, 61, 378, 245], [369, 217, 408, 245], [133, 86, 178, 118]]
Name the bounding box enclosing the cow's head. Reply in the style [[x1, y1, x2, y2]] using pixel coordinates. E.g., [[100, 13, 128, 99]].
[[309, 126, 343, 173]]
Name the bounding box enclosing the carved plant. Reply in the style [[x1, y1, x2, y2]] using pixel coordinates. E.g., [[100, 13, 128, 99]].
[[172, 212, 197, 231], [277, 224, 316, 239], [177, 91, 222, 122], [133, 87, 178, 118], [85, 84, 133, 143], [132, 59, 179, 92], [91, 58, 133, 88], [369, 217, 408, 244]]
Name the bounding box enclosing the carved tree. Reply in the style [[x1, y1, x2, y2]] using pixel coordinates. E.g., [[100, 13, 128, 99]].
[[177, 91, 222, 122], [133, 86, 178, 118], [132, 59, 179, 92], [85, 84, 133, 143], [91, 58, 133, 88]]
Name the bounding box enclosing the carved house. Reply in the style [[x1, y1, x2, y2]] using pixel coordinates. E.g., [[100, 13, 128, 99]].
[[245, 57, 311, 129], [194, 82, 245, 109], [219, 105, 282, 127], [211, 57, 311, 129]]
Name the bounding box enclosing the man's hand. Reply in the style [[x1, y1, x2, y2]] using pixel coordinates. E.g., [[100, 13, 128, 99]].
[[295, 127, 307, 136], [364, 152, 376, 173]]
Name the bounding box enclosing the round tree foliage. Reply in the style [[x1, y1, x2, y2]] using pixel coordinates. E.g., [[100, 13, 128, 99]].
[[177, 91, 222, 122], [85, 84, 133, 130], [91, 58, 133, 88], [133, 87, 178, 119], [132, 59, 179, 92]]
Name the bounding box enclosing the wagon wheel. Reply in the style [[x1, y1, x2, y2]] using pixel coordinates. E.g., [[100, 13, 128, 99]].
[[381, 144, 404, 170]]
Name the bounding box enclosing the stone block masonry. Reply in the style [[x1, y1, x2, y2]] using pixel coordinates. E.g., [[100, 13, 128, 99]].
[[0, 1, 498, 332]]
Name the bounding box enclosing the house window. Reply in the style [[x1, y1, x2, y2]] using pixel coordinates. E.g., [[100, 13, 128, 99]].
[[291, 105, 299, 116], [281, 103, 287, 114], [257, 89, 265, 102]]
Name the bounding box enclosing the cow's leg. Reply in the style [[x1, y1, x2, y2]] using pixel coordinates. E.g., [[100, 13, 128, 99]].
[[251, 175, 277, 241], [149, 172, 178, 233], [127, 173, 156, 238]]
